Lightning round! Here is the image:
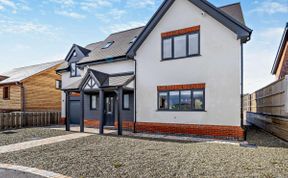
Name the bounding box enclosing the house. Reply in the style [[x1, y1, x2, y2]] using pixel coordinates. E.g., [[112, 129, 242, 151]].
[[271, 23, 288, 79], [57, 0, 252, 140], [0, 61, 62, 112]]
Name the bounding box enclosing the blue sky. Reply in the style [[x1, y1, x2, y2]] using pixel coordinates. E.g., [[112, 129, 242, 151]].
[[0, 0, 287, 93]]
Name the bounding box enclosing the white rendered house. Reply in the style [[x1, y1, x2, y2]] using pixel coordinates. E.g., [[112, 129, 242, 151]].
[[56, 0, 252, 140]]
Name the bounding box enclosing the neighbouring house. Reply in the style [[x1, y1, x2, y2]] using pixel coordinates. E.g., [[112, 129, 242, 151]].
[[0, 61, 63, 112], [271, 23, 288, 79], [57, 0, 252, 140]]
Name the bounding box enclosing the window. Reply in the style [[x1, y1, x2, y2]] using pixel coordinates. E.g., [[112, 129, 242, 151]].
[[55, 80, 62, 89], [188, 33, 199, 55], [180, 90, 192, 110], [174, 35, 187, 58], [163, 38, 172, 59], [3, 87, 10, 100], [130, 36, 137, 44], [73, 51, 77, 57], [123, 94, 130, 110], [70, 62, 77, 77], [162, 31, 200, 60], [91, 95, 97, 110], [158, 92, 168, 110], [169, 91, 180, 110], [193, 90, 205, 110], [102, 41, 114, 49], [158, 89, 205, 111]]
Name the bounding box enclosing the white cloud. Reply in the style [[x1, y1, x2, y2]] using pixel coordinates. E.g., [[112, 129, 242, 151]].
[[49, 0, 74, 7], [0, 5, 4, 10], [55, 10, 86, 19], [0, 19, 57, 36], [0, 0, 16, 9], [80, 0, 113, 11], [95, 8, 126, 23], [250, 0, 288, 14], [126, 0, 156, 8], [101, 21, 146, 34]]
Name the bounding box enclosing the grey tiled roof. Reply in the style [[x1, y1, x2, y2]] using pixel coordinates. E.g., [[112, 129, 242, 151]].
[[219, 3, 245, 25], [104, 74, 134, 87], [0, 60, 63, 85], [62, 78, 82, 90], [78, 27, 144, 64]]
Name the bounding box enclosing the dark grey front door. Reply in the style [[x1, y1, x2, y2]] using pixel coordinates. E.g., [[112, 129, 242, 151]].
[[70, 100, 81, 124], [104, 95, 115, 126]]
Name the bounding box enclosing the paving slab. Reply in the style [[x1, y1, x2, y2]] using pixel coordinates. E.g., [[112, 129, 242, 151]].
[[0, 133, 91, 154]]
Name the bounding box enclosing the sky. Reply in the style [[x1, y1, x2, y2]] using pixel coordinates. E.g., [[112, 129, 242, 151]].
[[0, 0, 287, 93]]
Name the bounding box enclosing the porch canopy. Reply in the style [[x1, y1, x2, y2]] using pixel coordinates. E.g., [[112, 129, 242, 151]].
[[63, 69, 135, 135]]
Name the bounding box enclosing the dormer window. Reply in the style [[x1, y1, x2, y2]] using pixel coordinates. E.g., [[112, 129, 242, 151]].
[[130, 36, 137, 44], [102, 41, 114, 49], [73, 51, 77, 57], [70, 62, 78, 77]]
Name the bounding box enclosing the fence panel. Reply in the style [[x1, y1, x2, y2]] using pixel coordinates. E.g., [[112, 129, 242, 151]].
[[0, 112, 61, 131]]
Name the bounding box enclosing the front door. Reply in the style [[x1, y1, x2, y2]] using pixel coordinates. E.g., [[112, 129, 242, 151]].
[[104, 95, 115, 126]]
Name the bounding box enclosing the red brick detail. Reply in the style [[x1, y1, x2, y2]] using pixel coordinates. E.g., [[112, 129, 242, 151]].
[[84, 120, 100, 128], [59, 117, 65, 125], [70, 92, 80, 97], [135, 122, 244, 140], [161, 25, 200, 38], [158, 83, 205, 91], [115, 121, 134, 130]]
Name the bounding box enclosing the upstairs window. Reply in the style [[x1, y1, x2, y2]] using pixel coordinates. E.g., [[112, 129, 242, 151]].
[[70, 62, 78, 77], [102, 41, 114, 49], [3, 86, 10, 100], [162, 28, 200, 60]]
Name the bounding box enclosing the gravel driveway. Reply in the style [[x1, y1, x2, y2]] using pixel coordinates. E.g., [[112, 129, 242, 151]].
[[0, 126, 287, 178], [0, 128, 70, 146]]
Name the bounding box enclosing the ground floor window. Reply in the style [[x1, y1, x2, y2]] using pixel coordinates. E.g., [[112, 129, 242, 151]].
[[90, 95, 97, 110], [123, 93, 130, 110], [158, 89, 205, 111], [3, 86, 10, 100]]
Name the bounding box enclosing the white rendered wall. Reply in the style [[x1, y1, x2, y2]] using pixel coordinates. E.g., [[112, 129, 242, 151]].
[[135, 0, 242, 126]]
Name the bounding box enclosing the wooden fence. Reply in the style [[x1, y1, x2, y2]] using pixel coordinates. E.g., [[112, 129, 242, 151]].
[[0, 112, 61, 130], [244, 76, 288, 141]]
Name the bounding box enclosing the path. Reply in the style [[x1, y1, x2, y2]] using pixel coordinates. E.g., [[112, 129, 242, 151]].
[[0, 133, 91, 154]]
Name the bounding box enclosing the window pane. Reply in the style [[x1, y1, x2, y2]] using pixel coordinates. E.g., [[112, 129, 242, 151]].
[[163, 38, 172, 59], [193, 90, 204, 110], [159, 92, 168, 109], [91, 95, 97, 109], [189, 33, 199, 55], [71, 63, 76, 76], [174, 35, 187, 58], [124, 94, 129, 109], [180, 90, 192, 110], [169, 91, 180, 110]]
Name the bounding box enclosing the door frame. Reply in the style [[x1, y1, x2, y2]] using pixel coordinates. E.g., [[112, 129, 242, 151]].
[[104, 93, 116, 126]]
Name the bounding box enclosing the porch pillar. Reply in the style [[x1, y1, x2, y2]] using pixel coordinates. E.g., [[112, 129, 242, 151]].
[[65, 91, 70, 131], [80, 91, 84, 133], [117, 87, 123, 135], [99, 89, 104, 134]]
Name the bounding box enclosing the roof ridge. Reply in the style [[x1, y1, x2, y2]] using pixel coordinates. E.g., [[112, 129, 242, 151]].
[[218, 2, 241, 9], [11, 60, 63, 70], [109, 26, 145, 36]]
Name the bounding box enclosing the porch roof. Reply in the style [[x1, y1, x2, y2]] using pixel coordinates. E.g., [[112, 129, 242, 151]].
[[62, 69, 134, 91]]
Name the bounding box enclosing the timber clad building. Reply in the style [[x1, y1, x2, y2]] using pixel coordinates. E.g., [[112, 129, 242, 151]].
[[0, 61, 62, 112], [57, 0, 252, 140]]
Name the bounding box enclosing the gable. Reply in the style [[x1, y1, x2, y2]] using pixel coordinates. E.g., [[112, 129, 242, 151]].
[[128, 0, 252, 58], [83, 76, 99, 90], [65, 44, 90, 63]]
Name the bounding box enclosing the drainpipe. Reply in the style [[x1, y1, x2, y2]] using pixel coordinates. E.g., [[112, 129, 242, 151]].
[[133, 58, 137, 133], [240, 43, 246, 141]]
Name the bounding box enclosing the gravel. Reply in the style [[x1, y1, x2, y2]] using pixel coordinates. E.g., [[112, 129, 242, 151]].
[[0, 128, 70, 146], [0, 126, 287, 178]]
